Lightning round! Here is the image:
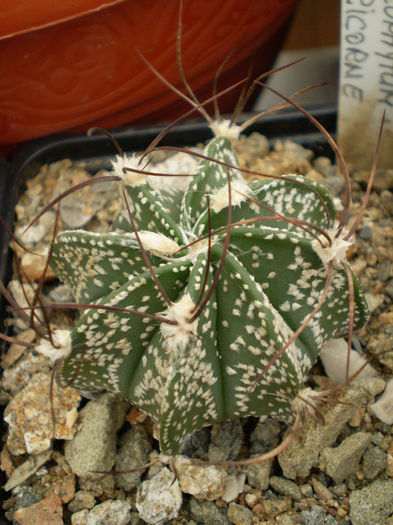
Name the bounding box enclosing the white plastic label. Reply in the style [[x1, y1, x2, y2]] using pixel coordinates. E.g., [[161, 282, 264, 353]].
[[338, 0, 393, 169]]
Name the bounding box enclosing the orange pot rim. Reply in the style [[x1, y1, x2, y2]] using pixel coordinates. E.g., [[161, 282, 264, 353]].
[[0, 0, 127, 41]]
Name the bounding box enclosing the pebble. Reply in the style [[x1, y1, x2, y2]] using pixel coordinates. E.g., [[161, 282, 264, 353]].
[[174, 455, 227, 501], [275, 511, 302, 524], [20, 251, 56, 282], [13, 493, 63, 525], [2, 354, 50, 395], [188, 497, 230, 524], [319, 432, 372, 483], [4, 372, 80, 455], [135, 467, 182, 524], [370, 377, 393, 424], [249, 419, 281, 455], [349, 479, 393, 525], [0, 328, 35, 369], [278, 377, 386, 479], [85, 499, 131, 525], [362, 444, 387, 480], [269, 476, 302, 501], [243, 458, 272, 491], [64, 393, 128, 488], [208, 419, 243, 462], [227, 502, 253, 525], [262, 495, 292, 517], [320, 338, 377, 385], [222, 474, 246, 503], [68, 490, 96, 513], [311, 478, 334, 502], [301, 504, 338, 525], [3, 450, 51, 491], [115, 425, 152, 491]]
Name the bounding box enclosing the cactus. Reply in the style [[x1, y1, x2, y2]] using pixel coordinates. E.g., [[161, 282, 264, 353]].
[[47, 129, 370, 456]]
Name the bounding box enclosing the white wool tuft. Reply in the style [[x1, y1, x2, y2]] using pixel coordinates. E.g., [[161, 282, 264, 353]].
[[111, 153, 146, 186], [160, 294, 198, 352], [209, 119, 241, 141], [35, 329, 72, 364], [292, 387, 321, 416], [210, 178, 253, 213], [138, 231, 180, 257], [312, 229, 353, 268]]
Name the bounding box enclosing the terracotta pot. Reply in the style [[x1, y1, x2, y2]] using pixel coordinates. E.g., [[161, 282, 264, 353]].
[[0, 0, 298, 145]]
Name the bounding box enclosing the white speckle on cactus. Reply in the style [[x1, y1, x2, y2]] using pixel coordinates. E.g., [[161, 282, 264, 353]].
[[210, 178, 253, 213], [209, 119, 241, 141], [138, 231, 180, 257], [312, 229, 353, 268], [111, 153, 146, 186], [159, 294, 198, 352], [35, 330, 72, 364]]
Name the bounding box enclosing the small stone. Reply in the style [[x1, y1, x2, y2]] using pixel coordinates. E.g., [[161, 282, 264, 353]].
[[1, 329, 35, 369], [227, 502, 253, 525], [349, 480, 393, 525], [68, 490, 96, 513], [243, 458, 272, 490], [262, 496, 292, 517], [311, 478, 334, 502], [174, 455, 227, 501], [188, 498, 230, 525], [115, 425, 152, 491], [222, 474, 246, 503], [269, 476, 302, 501], [71, 509, 89, 525], [249, 419, 281, 454], [275, 512, 301, 525], [4, 372, 80, 455], [208, 419, 243, 462], [320, 338, 377, 385], [319, 432, 372, 483], [85, 499, 131, 525], [20, 251, 56, 282], [362, 445, 387, 480], [64, 393, 128, 490], [279, 378, 385, 479], [370, 378, 393, 424], [136, 467, 182, 524], [358, 223, 373, 240], [300, 484, 313, 498], [13, 493, 63, 525], [3, 450, 51, 491], [301, 505, 337, 525], [48, 284, 75, 304]]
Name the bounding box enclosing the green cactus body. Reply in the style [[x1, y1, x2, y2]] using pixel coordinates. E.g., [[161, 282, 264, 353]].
[[50, 135, 369, 455]]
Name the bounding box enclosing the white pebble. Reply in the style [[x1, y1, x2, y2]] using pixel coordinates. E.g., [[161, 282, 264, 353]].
[[320, 338, 377, 385]]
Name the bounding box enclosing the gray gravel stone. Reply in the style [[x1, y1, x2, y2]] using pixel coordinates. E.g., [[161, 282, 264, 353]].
[[135, 467, 182, 524], [64, 393, 129, 489], [68, 490, 96, 512], [208, 419, 243, 462], [301, 505, 338, 525], [278, 378, 385, 479], [349, 480, 393, 525], [227, 502, 253, 525], [362, 444, 387, 480], [86, 499, 131, 525], [115, 425, 152, 491], [188, 498, 230, 525], [249, 419, 281, 455], [270, 476, 302, 501], [243, 458, 272, 491], [319, 432, 372, 483]]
